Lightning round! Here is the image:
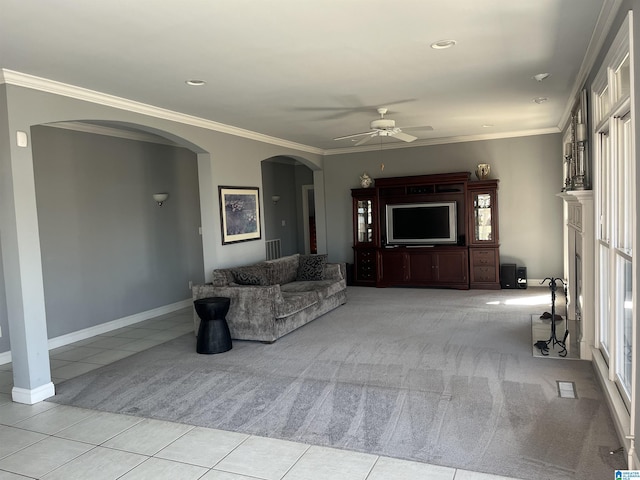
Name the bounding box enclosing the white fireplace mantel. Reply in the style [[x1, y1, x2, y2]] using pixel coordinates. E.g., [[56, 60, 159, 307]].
[[557, 191, 594, 360]]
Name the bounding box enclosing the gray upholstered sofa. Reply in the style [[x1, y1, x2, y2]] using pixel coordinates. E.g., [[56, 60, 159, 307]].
[[192, 253, 347, 343]]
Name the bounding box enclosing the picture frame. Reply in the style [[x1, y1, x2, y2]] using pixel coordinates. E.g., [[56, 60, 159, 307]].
[[218, 186, 261, 245]]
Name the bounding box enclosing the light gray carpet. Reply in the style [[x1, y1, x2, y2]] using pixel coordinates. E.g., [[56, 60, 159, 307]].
[[51, 287, 624, 479]]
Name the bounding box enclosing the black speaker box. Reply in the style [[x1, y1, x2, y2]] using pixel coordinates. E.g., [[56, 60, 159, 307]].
[[516, 266, 528, 289], [500, 263, 517, 289]]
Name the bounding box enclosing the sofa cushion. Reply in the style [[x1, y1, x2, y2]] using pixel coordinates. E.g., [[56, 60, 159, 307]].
[[212, 269, 235, 287], [275, 291, 318, 319], [281, 279, 346, 300], [265, 254, 300, 285], [232, 266, 269, 286], [297, 254, 327, 281]]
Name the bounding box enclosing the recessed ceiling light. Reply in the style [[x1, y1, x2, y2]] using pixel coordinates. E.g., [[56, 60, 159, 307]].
[[533, 73, 551, 82], [533, 96, 549, 104], [482, 124, 494, 128], [431, 39, 457, 49], [185, 79, 206, 86]]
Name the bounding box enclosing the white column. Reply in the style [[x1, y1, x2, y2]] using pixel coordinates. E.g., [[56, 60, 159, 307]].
[[197, 153, 216, 281], [1, 129, 54, 403]]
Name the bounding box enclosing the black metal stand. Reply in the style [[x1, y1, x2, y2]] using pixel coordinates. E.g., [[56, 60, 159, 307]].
[[536, 277, 568, 357]]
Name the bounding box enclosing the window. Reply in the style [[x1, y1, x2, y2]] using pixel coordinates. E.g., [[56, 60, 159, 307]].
[[615, 257, 633, 401], [599, 244, 610, 357], [597, 131, 610, 243], [592, 13, 634, 413], [615, 113, 633, 255]]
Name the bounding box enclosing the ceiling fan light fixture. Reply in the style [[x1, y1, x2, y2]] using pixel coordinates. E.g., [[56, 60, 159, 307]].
[[431, 39, 457, 50]]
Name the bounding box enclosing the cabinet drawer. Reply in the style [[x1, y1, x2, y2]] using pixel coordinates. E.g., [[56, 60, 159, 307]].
[[354, 249, 377, 283], [470, 249, 497, 266], [473, 266, 496, 282], [358, 250, 374, 260]]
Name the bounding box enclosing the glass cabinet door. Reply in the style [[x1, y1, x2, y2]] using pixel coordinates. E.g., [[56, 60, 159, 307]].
[[473, 192, 493, 242], [357, 199, 373, 243]]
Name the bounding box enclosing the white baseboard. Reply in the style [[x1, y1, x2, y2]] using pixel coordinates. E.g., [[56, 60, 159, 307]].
[[12, 382, 55, 404], [0, 299, 191, 365]]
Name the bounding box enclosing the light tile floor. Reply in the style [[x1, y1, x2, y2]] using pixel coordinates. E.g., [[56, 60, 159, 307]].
[[0, 308, 524, 480]]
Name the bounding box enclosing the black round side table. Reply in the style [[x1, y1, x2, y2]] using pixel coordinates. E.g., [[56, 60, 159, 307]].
[[194, 297, 232, 354]]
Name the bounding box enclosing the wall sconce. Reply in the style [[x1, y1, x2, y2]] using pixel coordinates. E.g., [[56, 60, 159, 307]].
[[153, 193, 169, 206], [271, 195, 281, 205]]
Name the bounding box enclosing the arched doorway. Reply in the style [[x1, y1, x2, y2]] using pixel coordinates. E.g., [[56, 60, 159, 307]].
[[260, 156, 316, 258]]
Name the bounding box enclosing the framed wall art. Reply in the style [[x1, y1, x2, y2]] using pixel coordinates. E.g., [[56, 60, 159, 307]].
[[218, 186, 261, 244]]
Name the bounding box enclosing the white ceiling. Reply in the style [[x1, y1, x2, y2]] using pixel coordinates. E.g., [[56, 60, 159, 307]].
[[0, 1, 617, 152]]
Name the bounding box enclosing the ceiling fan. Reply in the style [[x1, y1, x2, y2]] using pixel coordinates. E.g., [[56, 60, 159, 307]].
[[333, 108, 432, 146]]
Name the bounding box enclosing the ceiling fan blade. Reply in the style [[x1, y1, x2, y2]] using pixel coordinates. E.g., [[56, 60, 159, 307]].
[[402, 125, 434, 131], [333, 131, 376, 141], [355, 135, 376, 146], [393, 131, 418, 143]]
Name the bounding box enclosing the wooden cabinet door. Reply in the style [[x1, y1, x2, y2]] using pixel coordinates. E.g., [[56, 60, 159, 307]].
[[379, 251, 407, 283], [434, 250, 468, 284], [467, 180, 499, 247], [407, 251, 435, 282], [352, 189, 378, 247]]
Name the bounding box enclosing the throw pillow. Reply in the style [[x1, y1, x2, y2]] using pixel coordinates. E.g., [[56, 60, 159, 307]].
[[297, 254, 327, 281], [232, 267, 268, 286]]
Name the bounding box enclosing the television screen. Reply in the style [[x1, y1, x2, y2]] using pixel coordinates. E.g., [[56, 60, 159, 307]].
[[386, 202, 457, 245]]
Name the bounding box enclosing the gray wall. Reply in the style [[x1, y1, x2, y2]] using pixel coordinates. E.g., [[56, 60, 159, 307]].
[[295, 166, 314, 253], [323, 133, 563, 279], [29, 125, 204, 340], [2, 84, 324, 273], [261, 159, 313, 257]]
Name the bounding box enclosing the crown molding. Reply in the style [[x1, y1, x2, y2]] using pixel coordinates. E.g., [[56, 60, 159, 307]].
[[0, 69, 324, 156], [323, 127, 560, 155], [558, 0, 624, 131], [0, 69, 566, 158]]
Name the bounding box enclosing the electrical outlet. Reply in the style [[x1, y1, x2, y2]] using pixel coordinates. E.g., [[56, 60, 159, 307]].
[[188, 281, 193, 290]]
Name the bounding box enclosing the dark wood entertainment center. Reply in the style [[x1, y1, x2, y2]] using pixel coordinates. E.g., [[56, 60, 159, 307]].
[[352, 171, 500, 289]]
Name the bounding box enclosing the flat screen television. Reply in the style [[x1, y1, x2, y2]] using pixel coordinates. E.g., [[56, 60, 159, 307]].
[[386, 201, 457, 245]]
